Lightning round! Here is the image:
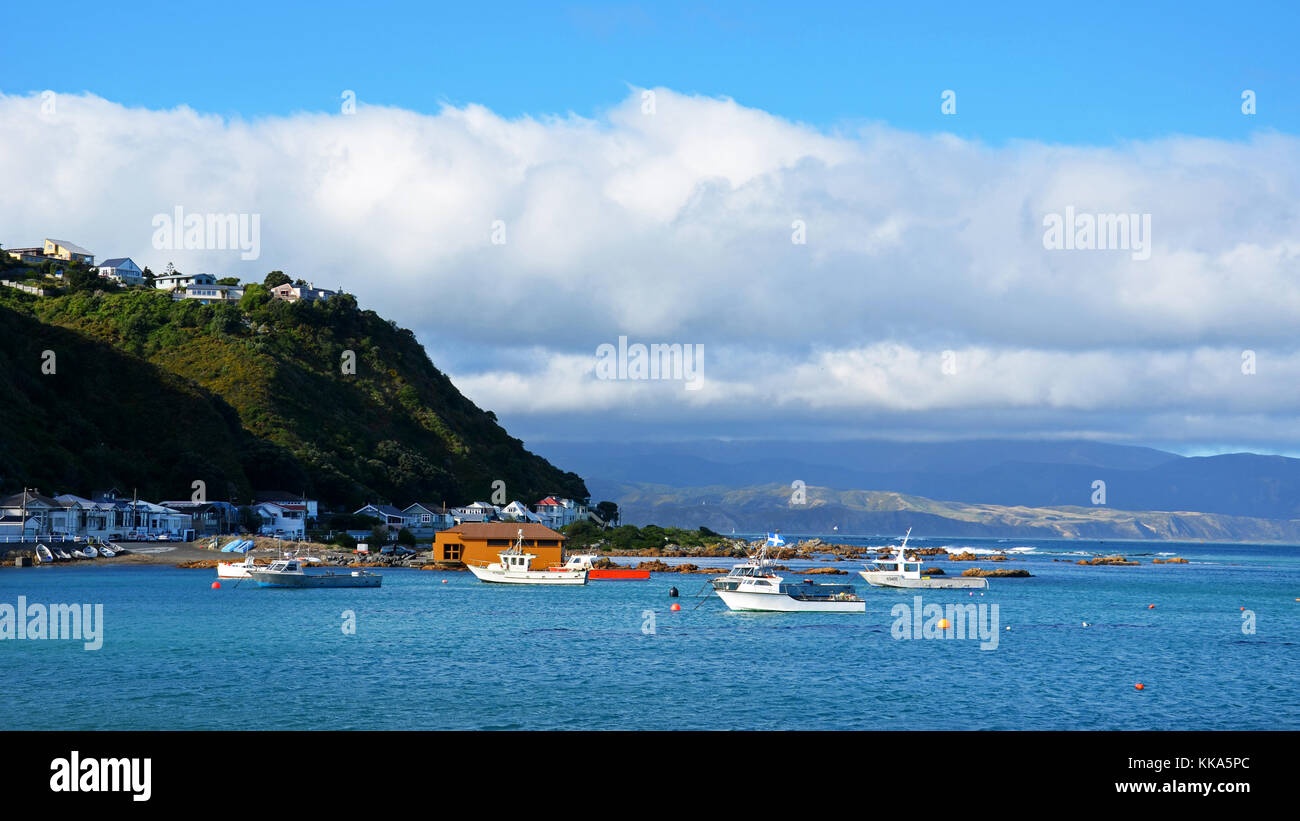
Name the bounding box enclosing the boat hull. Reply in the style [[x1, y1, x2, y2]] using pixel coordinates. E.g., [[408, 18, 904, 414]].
[[217, 562, 256, 579], [250, 570, 382, 588], [468, 564, 587, 585], [716, 589, 865, 613], [587, 568, 649, 580], [858, 571, 989, 590]]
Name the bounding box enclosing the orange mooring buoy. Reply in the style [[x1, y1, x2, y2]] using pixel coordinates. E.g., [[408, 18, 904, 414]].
[[939, 618, 951, 630], [1135, 683, 1145, 690], [1147, 604, 1155, 609], [211, 581, 221, 590], [670, 603, 681, 612]]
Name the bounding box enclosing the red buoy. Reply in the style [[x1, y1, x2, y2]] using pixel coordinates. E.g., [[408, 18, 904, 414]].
[[211, 581, 221, 590], [670, 603, 681, 611], [1135, 683, 1145, 690], [1147, 604, 1155, 609]]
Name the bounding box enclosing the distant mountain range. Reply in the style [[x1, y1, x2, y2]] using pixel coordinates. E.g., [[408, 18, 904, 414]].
[[536, 440, 1300, 541]]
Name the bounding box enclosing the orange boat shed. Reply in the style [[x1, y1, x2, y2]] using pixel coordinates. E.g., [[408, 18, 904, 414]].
[[434, 522, 566, 570]]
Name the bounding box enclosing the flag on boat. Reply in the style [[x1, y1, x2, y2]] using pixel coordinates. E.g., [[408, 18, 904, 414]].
[[766, 532, 785, 547]]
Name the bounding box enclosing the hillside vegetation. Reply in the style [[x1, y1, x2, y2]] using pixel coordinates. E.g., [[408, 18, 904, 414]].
[[0, 283, 586, 507]]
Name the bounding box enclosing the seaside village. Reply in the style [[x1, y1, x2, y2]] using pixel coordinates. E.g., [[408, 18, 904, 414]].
[[0, 488, 601, 568], [1, 237, 612, 569]]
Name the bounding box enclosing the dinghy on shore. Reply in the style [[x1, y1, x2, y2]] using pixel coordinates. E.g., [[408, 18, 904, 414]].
[[35, 544, 55, 563]]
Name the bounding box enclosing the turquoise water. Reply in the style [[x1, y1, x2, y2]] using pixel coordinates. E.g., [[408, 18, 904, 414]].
[[2, 537, 1298, 730]]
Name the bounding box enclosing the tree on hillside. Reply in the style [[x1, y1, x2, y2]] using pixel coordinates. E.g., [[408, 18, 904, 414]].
[[217, 276, 241, 285], [596, 501, 619, 526], [263, 270, 290, 288], [142, 266, 155, 287], [64, 263, 102, 292]]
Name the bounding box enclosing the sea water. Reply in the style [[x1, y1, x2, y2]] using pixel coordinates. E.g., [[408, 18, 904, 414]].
[[1, 537, 1297, 730]]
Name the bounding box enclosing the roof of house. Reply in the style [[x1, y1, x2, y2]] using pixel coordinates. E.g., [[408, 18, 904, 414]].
[[402, 503, 446, 515], [536, 496, 562, 507], [356, 503, 404, 517], [47, 239, 92, 255], [99, 257, 135, 268], [0, 491, 60, 508], [441, 522, 565, 541]]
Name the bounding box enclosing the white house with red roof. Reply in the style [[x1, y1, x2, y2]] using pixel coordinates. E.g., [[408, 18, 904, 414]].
[[533, 496, 589, 529]]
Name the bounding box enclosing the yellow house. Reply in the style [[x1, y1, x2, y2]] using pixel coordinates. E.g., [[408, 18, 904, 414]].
[[434, 522, 566, 569], [43, 238, 95, 265]]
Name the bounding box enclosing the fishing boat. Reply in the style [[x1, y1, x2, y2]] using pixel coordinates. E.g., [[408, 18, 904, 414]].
[[467, 530, 587, 585], [250, 559, 382, 588], [858, 528, 989, 590], [35, 544, 55, 563], [711, 539, 782, 591], [554, 554, 648, 580], [715, 573, 866, 613]]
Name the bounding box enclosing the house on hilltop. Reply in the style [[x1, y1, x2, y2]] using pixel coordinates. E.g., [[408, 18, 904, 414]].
[[43, 239, 94, 265], [270, 282, 336, 303], [96, 257, 143, 285]]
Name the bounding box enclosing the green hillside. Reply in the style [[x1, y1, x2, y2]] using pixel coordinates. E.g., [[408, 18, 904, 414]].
[[0, 282, 586, 508]]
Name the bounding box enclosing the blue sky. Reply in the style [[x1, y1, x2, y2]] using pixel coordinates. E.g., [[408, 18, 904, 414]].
[[3, 1, 1297, 143]]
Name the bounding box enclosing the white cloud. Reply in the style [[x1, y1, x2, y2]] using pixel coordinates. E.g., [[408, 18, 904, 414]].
[[2, 88, 1298, 445]]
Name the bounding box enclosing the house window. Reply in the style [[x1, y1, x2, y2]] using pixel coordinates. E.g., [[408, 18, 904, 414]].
[[444, 543, 462, 561]]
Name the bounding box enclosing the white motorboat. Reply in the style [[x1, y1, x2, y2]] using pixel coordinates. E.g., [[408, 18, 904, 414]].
[[35, 544, 55, 563], [858, 528, 989, 590], [97, 543, 117, 558], [467, 530, 587, 585], [217, 555, 258, 579], [54, 546, 73, 560], [716, 573, 866, 613], [84, 545, 100, 558]]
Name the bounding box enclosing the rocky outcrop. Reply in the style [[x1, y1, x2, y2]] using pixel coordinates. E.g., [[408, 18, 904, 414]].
[[1152, 557, 1189, 564], [1076, 555, 1140, 566], [962, 567, 1032, 578]]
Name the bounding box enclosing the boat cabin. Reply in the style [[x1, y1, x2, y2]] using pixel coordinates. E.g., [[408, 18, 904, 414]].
[[499, 551, 537, 571]]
